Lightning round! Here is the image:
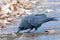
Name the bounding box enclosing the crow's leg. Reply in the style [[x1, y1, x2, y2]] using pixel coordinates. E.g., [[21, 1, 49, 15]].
[[35, 24, 42, 31], [35, 26, 39, 30], [31, 27, 38, 33], [35, 26, 42, 31], [35, 28, 38, 30], [26, 28, 33, 33]]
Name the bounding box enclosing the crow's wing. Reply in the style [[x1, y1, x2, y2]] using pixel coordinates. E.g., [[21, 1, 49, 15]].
[[19, 15, 33, 28], [28, 14, 47, 26]]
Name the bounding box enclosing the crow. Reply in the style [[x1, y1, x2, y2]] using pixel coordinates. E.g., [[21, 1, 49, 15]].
[[17, 14, 58, 33]]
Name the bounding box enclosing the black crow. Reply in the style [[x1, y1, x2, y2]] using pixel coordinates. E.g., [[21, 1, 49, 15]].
[[17, 14, 57, 33]]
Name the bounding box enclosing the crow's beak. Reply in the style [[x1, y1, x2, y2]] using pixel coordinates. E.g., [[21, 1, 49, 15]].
[[16, 27, 21, 33], [16, 30, 19, 33]]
